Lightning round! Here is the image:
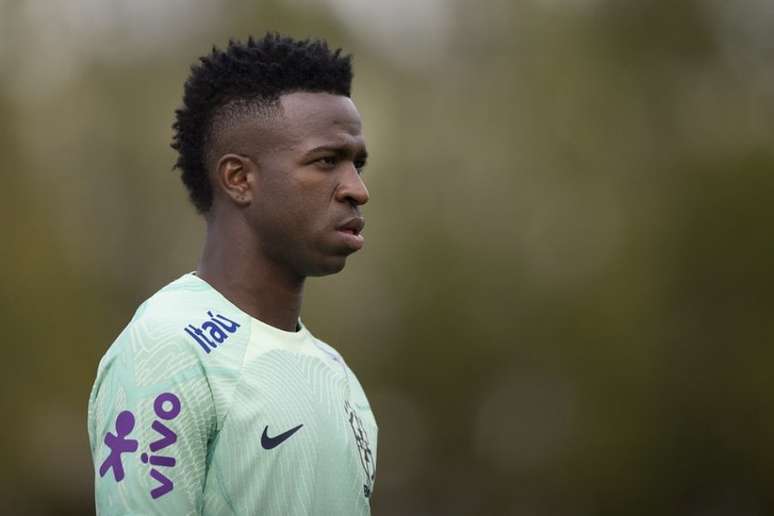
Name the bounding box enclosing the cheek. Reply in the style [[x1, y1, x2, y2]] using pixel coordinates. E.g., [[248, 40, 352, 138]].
[[256, 189, 324, 241], [288, 176, 335, 226], [255, 169, 335, 236]]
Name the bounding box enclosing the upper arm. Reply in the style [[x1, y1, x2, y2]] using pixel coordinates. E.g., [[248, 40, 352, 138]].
[[88, 319, 217, 515]]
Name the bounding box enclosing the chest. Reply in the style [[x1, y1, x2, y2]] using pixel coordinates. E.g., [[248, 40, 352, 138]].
[[216, 350, 376, 486], [203, 348, 378, 514]]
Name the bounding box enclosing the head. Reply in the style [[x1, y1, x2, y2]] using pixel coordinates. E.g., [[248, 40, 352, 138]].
[[172, 34, 369, 278]]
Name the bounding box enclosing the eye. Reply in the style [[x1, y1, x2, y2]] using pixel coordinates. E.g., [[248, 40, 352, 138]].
[[354, 159, 367, 175], [315, 156, 338, 169]]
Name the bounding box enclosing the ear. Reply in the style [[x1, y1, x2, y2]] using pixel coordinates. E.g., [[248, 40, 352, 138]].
[[214, 153, 255, 207]]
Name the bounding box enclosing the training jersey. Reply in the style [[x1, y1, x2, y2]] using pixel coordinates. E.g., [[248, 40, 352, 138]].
[[88, 272, 377, 515]]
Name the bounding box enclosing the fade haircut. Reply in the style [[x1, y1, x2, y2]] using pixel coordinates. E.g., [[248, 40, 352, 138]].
[[171, 33, 353, 213]]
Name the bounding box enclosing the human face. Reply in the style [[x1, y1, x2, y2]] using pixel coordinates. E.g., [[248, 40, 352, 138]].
[[244, 92, 369, 277]]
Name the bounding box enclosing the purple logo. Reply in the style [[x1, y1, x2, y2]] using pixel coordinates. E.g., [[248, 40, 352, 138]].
[[99, 410, 138, 481], [183, 311, 241, 354], [98, 392, 181, 500], [145, 392, 181, 499]]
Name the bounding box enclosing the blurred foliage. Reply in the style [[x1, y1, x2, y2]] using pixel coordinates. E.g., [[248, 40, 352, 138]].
[[3, 0, 774, 514]]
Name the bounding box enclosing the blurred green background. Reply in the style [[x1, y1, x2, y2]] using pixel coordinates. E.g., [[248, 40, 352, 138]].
[[3, 0, 774, 514]]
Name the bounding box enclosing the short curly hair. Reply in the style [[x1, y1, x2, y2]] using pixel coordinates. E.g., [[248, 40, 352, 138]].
[[171, 33, 353, 213]]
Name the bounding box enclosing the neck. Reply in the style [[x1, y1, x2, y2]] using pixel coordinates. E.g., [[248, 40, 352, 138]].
[[196, 217, 305, 332]]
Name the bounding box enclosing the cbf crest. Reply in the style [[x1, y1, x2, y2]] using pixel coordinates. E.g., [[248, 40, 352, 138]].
[[344, 400, 375, 499]]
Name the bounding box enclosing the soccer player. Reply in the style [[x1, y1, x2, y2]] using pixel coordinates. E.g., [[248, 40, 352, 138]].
[[87, 34, 377, 515]]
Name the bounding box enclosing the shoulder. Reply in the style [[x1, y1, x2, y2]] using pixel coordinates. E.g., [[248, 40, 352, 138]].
[[310, 335, 376, 422], [97, 273, 250, 383], [309, 335, 364, 388], [309, 335, 346, 364], [132, 272, 230, 338], [89, 274, 247, 440]]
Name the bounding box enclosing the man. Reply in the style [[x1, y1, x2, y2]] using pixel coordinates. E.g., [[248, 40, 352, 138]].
[[88, 33, 377, 515]]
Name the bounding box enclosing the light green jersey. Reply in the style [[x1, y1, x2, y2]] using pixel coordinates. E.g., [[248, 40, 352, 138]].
[[88, 273, 377, 515]]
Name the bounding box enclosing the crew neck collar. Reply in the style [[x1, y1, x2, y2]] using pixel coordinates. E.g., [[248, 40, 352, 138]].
[[186, 271, 310, 341]]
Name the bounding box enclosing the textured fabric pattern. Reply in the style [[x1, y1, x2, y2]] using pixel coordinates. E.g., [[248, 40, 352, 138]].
[[88, 273, 377, 515]]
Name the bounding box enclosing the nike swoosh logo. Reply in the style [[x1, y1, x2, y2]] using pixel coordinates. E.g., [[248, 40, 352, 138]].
[[261, 424, 303, 450]]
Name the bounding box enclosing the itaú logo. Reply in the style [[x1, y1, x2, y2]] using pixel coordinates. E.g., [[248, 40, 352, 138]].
[[183, 311, 241, 354]]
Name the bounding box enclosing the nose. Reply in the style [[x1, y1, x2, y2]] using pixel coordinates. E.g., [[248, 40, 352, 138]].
[[335, 165, 369, 206]]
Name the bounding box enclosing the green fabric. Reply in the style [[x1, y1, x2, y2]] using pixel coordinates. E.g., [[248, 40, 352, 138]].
[[88, 273, 377, 515]]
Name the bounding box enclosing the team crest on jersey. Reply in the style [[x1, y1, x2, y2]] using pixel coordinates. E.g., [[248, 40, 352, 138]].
[[98, 392, 181, 500], [184, 311, 241, 354], [344, 400, 376, 499]]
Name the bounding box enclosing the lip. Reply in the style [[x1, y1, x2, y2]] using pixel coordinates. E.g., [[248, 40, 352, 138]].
[[335, 217, 366, 251], [336, 217, 365, 234]]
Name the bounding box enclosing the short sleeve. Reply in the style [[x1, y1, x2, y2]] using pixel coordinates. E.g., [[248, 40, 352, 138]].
[[88, 316, 217, 516]]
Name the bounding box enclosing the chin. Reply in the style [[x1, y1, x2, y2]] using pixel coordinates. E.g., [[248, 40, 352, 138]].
[[306, 255, 348, 277]]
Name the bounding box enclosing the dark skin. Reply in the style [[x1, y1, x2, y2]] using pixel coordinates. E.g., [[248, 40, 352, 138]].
[[196, 92, 369, 332]]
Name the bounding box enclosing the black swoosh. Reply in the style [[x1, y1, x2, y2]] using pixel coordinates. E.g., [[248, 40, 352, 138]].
[[261, 424, 303, 449]]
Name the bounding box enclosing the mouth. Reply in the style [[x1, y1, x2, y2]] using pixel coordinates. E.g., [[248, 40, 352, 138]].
[[335, 217, 366, 251]]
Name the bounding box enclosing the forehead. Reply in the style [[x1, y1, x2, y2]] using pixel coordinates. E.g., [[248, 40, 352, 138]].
[[275, 92, 365, 150]]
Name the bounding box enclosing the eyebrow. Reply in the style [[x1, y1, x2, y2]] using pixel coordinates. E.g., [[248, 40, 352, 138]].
[[306, 144, 368, 160]]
